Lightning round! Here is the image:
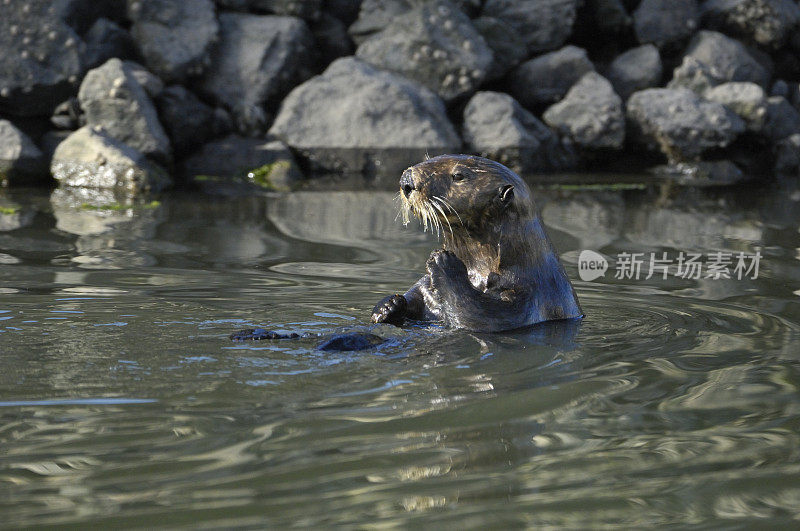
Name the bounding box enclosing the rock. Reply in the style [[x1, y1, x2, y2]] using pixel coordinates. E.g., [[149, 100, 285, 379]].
[[543, 72, 625, 150], [327, 0, 362, 26], [584, 0, 631, 34], [51, 97, 83, 130], [509, 46, 595, 109], [701, 0, 800, 49], [473, 17, 527, 80], [481, 0, 580, 54], [40, 130, 73, 162], [684, 31, 772, 88], [626, 88, 746, 162], [348, 0, 413, 44], [667, 56, 726, 94], [51, 126, 170, 193], [182, 135, 302, 190], [0, 0, 85, 116], [269, 57, 460, 175], [633, 0, 699, 48], [606, 44, 662, 101], [355, 0, 492, 102], [463, 91, 576, 173], [771, 79, 789, 98], [774, 134, 800, 174], [310, 12, 354, 66], [704, 82, 768, 132], [0, 120, 47, 185], [123, 60, 164, 99], [78, 58, 172, 164], [155, 85, 225, 156], [82, 17, 136, 70], [763, 96, 800, 142], [200, 13, 315, 135], [651, 160, 746, 186], [251, 0, 323, 20], [127, 0, 218, 83]]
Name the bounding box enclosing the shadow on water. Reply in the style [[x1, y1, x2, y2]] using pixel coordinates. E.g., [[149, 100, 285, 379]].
[[2, 175, 800, 527]]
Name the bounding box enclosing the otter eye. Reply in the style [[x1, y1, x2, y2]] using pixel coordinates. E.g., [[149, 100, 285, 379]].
[[451, 170, 466, 182]]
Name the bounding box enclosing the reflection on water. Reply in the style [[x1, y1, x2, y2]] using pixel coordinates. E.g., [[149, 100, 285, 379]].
[[1, 177, 800, 527]]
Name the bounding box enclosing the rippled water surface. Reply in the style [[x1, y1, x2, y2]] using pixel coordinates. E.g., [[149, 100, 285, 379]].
[[2, 178, 800, 528]]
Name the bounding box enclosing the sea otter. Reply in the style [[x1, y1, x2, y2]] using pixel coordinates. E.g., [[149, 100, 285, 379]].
[[371, 154, 583, 332]]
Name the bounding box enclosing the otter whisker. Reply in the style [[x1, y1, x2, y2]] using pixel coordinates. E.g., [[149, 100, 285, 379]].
[[433, 196, 464, 227], [430, 198, 454, 238]]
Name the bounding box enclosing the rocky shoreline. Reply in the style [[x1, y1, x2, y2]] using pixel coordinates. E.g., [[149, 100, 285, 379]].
[[1, 0, 800, 194]]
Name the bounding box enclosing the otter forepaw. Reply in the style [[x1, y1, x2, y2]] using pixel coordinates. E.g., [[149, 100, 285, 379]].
[[427, 249, 468, 279], [371, 294, 407, 326]]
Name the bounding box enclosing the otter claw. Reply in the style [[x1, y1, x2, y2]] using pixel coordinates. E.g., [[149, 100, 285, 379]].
[[371, 294, 407, 326], [427, 249, 467, 276]]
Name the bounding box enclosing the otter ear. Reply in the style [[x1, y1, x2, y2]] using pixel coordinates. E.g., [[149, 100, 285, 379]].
[[498, 185, 514, 206]]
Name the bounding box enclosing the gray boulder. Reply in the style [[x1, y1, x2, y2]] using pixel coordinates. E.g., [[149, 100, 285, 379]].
[[543, 72, 625, 150], [83, 17, 136, 70], [124, 60, 165, 99], [701, 0, 800, 49], [481, 0, 580, 54], [78, 59, 172, 164], [51, 126, 170, 193], [626, 88, 746, 162], [356, 0, 493, 101], [182, 135, 302, 191], [473, 17, 527, 80], [0, 0, 84, 116], [774, 134, 800, 174], [0, 120, 47, 185], [349, 0, 479, 43], [200, 13, 315, 135], [763, 96, 800, 142], [509, 46, 595, 109], [667, 56, 726, 94], [251, 0, 323, 20], [684, 31, 772, 88], [633, 0, 699, 48], [269, 57, 460, 175], [156, 85, 229, 155], [606, 44, 662, 101], [463, 91, 576, 173], [127, 0, 218, 83], [704, 82, 768, 132]]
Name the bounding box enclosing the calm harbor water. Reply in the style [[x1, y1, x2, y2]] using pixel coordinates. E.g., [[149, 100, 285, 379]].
[[2, 177, 800, 528]]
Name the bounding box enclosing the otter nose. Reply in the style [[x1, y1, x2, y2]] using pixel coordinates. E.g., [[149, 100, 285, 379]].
[[400, 169, 416, 197]]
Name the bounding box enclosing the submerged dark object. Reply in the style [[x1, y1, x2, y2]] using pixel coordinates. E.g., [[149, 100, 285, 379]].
[[229, 328, 385, 351]]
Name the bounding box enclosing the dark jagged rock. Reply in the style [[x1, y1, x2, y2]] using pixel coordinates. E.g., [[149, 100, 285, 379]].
[[326, 0, 363, 26], [463, 91, 577, 174], [51, 126, 170, 193], [349, 0, 479, 44], [627, 87, 746, 162], [701, 0, 800, 50], [78, 58, 172, 164], [51, 97, 83, 130], [472, 17, 527, 80], [583, 0, 631, 35], [763, 96, 800, 142], [774, 134, 800, 174], [509, 46, 595, 110], [684, 31, 772, 88], [0, 120, 47, 186], [200, 13, 315, 135], [82, 17, 136, 70], [704, 82, 768, 132], [0, 0, 85, 117], [182, 134, 302, 190], [543, 72, 625, 150], [481, 0, 580, 54], [269, 57, 460, 176], [356, 0, 493, 102], [311, 12, 354, 67], [633, 0, 699, 48], [127, 0, 218, 83], [606, 44, 662, 101], [123, 60, 164, 99], [251, 0, 323, 20], [156, 85, 226, 156]]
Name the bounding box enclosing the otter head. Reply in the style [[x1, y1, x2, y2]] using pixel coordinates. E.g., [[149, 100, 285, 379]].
[[399, 154, 534, 238]]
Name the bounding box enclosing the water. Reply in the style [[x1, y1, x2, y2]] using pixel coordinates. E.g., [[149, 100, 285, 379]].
[[2, 177, 800, 528]]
